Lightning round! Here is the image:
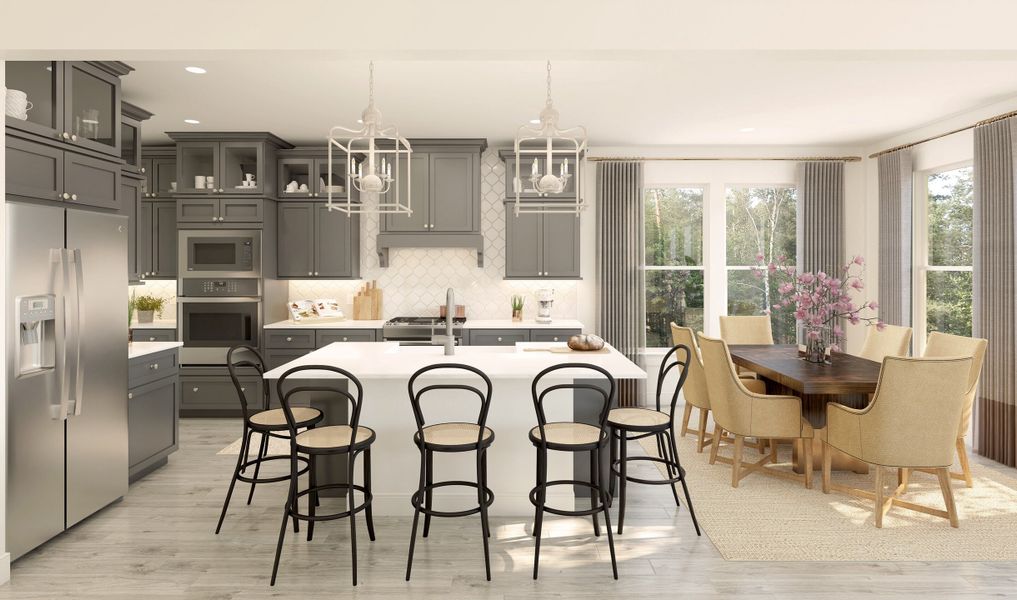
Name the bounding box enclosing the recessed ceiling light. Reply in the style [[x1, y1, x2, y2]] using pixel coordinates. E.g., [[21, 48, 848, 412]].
[[530, 119, 541, 124], [357, 119, 363, 124], [739, 127, 756, 133], [185, 66, 206, 74], [184, 119, 200, 124]]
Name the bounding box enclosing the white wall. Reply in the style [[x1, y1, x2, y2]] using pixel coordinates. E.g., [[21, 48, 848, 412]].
[[1, 59, 11, 584]]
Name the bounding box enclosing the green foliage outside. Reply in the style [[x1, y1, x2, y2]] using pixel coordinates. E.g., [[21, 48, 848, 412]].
[[925, 167, 973, 337]]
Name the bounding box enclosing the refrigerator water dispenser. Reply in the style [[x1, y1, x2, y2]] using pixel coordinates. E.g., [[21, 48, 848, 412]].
[[16, 294, 56, 377]]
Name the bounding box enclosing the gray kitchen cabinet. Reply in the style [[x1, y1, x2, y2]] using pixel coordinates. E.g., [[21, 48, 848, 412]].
[[529, 329, 582, 343], [169, 132, 290, 197], [120, 176, 143, 278], [6, 133, 121, 211], [120, 101, 152, 177], [142, 155, 177, 198], [504, 202, 581, 279], [264, 348, 310, 371], [138, 200, 177, 279], [180, 367, 263, 417], [264, 329, 316, 349], [382, 153, 430, 232], [316, 330, 377, 347], [132, 329, 177, 342], [381, 147, 481, 234], [136, 200, 154, 278], [467, 329, 530, 346], [127, 347, 180, 482], [177, 197, 264, 224], [276, 202, 360, 279], [277, 153, 352, 200]]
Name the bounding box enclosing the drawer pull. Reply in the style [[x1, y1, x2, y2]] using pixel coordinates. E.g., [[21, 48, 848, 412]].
[[286, 337, 293, 342], [497, 337, 503, 342], [127, 392, 133, 400], [148, 337, 156, 341], [192, 387, 199, 392], [553, 337, 559, 341], [149, 363, 159, 370], [240, 387, 246, 392]]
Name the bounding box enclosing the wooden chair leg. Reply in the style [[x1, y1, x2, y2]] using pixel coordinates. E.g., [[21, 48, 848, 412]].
[[898, 467, 911, 491], [696, 408, 710, 453], [821, 441, 832, 494], [874, 466, 885, 528], [936, 468, 960, 528], [680, 404, 693, 437], [770, 439, 779, 463], [709, 424, 723, 465], [731, 435, 744, 488], [803, 439, 814, 490], [956, 437, 973, 488]]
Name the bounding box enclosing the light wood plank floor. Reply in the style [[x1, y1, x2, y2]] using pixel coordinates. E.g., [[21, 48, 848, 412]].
[[1, 419, 1014, 599]]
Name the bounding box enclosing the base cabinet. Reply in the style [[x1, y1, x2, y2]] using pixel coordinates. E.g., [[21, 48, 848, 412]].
[[131, 328, 176, 342], [128, 348, 180, 482], [180, 367, 264, 417]]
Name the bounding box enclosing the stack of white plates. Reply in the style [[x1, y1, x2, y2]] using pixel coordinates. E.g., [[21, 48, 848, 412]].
[[5, 89, 31, 120]]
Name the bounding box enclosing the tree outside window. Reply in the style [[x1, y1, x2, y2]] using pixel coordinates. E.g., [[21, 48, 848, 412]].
[[725, 186, 798, 343], [644, 187, 705, 347], [922, 166, 973, 340]]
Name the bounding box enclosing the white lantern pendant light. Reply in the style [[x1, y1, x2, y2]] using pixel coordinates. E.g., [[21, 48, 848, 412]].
[[512, 60, 587, 216], [327, 61, 412, 215]]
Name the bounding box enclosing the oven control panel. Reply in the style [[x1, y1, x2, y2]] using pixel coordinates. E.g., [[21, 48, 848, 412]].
[[179, 278, 260, 297]]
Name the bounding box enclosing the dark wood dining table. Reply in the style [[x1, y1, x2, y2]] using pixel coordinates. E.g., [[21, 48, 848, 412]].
[[727, 344, 883, 473]]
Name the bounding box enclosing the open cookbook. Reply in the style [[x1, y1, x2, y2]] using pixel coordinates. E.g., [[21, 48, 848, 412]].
[[287, 299, 345, 322]]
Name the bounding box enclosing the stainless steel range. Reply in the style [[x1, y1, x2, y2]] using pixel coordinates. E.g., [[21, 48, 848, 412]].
[[383, 316, 466, 346]]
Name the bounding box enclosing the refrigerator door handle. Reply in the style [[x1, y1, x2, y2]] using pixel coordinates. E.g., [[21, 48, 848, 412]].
[[68, 248, 85, 417], [52, 248, 70, 420]]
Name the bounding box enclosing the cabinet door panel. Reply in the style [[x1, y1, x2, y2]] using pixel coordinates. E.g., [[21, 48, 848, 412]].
[[120, 177, 142, 278], [150, 158, 176, 198], [177, 142, 219, 194], [315, 204, 356, 278], [542, 212, 581, 278], [316, 330, 377, 347], [314, 157, 348, 199], [136, 201, 154, 277], [220, 141, 264, 194], [176, 198, 219, 223], [132, 328, 175, 342], [264, 348, 311, 371], [504, 203, 541, 278], [468, 329, 530, 346], [278, 157, 315, 199], [64, 152, 120, 210], [63, 62, 120, 158], [152, 202, 178, 277], [5, 136, 63, 201], [529, 329, 581, 343], [5, 61, 63, 140], [383, 153, 430, 232], [430, 153, 474, 232], [219, 198, 263, 222], [276, 203, 315, 277], [128, 377, 178, 470]]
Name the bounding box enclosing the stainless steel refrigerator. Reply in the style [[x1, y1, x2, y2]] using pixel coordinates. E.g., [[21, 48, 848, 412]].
[[5, 200, 128, 561]]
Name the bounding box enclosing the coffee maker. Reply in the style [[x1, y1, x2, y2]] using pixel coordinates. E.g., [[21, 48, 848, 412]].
[[535, 288, 555, 324]]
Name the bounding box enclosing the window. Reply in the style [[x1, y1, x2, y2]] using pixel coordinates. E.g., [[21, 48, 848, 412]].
[[725, 186, 798, 343], [644, 187, 705, 347], [915, 165, 973, 349]]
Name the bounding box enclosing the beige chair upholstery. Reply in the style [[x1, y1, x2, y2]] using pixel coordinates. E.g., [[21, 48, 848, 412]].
[[719, 315, 774, 345], [822, 356, 973, 527], [922, 332, 988, 487], [698, 333, 814, 489], [671, 324, 765, 453], [858, 324, 912, 362]]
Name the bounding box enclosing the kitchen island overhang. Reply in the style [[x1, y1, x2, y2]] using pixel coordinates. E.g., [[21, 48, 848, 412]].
[[262, 342, 647, 516]]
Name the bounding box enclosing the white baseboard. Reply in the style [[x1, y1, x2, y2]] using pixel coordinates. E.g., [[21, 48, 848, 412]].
[[0, 552, 10, 585]]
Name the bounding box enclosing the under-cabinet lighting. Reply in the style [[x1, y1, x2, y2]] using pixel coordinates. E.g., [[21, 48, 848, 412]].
[[185, 66, 207, 74]]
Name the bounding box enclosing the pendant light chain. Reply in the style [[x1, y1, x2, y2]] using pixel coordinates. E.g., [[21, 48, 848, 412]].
[[546, 60, 553, 107], [368, 61, 375, 106]]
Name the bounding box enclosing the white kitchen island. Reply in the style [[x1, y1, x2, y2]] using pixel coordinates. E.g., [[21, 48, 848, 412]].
[[262, 341, 645, 516]]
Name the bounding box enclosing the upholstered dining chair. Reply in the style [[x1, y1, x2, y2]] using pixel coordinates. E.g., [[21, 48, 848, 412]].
[[671, 323, 765, 453], [821, 356, 973, 528], [858, 324, 912, 362], [921, 332, 987, 488], [719, 315, 774, 345], [698, 334, 815, 489]]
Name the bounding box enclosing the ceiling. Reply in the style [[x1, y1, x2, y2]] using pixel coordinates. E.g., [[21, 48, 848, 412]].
[[122, 56, 1017, 148]]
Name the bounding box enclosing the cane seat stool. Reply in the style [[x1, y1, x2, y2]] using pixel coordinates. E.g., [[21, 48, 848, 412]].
[[529, 363, 618, 580], [405, 364, 496, 581], [271, 365, 377, 586], [608, 343, 701, 536], [215, 346, 323, 535]]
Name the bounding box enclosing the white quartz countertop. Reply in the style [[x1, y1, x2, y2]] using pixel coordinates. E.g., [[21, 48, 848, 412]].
[[129, 319, 177, 330], [263, 318, 583, 330], [128, 341, 183, 360], [263, 319, 386, 329], [263, 341, 645, 380]]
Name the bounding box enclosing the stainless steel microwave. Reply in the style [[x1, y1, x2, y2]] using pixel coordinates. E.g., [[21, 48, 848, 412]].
[[179, 230, 260, 277]]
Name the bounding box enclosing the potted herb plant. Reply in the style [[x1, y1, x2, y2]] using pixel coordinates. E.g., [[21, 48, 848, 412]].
[[133, 294, 165, 324], [511, 295, 525, 322]]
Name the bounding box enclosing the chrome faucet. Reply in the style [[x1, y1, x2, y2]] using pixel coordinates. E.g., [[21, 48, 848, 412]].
[[431, 287, 456, 355]]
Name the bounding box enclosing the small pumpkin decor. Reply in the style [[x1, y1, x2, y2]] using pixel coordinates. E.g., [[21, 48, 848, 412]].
[[567, 334, 605, 351]]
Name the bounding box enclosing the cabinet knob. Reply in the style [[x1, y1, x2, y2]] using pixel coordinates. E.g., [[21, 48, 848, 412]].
[[497, 337, 503, 342], [70, 134, 77, 141], [192, 387, 199, 392], [314, 271, 319, 276], [211, 217, 217, 222], [149, 363, 159, 370], [240, 387, 246, 392], [141, 167, 146, 173], [128, 392, 133, 399], [152, 193, 158, 198], [70, 194, 78, 201], [342, 337, 348, 342], [144, 192, 150, 198], [148, 337, 156, 341], [219, 216, 225, 222], [219, 188, 225, 193], [61, 132, 70, 140], [553, 337, 559, 341], [308, 272, 313, 276], [286, 337, 293, 342]]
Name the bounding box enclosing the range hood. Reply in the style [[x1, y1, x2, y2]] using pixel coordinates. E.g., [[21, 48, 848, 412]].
[[376, 233, 485, 268]]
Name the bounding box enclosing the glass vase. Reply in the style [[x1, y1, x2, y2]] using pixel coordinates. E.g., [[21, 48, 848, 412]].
[[802, 327, 830, 364]]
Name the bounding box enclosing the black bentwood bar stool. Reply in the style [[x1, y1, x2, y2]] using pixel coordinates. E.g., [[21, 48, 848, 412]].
[[216, 346, 323, 535], [608, 343, 701, 536], [271, 365, 377, 586], [530, 363, 618, 580], [405, 363, 495, 581]]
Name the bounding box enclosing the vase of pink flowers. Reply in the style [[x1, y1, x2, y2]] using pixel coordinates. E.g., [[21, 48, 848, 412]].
[[754, 254, 883, 364]]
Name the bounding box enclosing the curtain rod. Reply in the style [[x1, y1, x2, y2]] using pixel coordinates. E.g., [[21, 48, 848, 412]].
[[585, 156, 861, 163], [868, 109, 1017, 159]]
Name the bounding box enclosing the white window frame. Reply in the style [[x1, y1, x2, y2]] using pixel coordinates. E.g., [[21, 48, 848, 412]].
[[642, 184, 708, 349], [912, 161, 974, 353]]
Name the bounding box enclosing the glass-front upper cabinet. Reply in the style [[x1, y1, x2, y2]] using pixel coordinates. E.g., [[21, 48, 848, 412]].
[[121, 120, 140, 169], [221, 141, 264, 194], [5, 61, 62, 139], [316, 157, 349, 199], [64, 62, 120, 157], [178, 142, 220, 194]]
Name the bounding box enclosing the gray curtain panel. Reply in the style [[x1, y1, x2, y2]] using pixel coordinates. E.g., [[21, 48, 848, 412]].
[[596, 161, 646, 407], [973, 116, 1017, 467], [796, 161, 845, 346], [877, 149, 914, 327]]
